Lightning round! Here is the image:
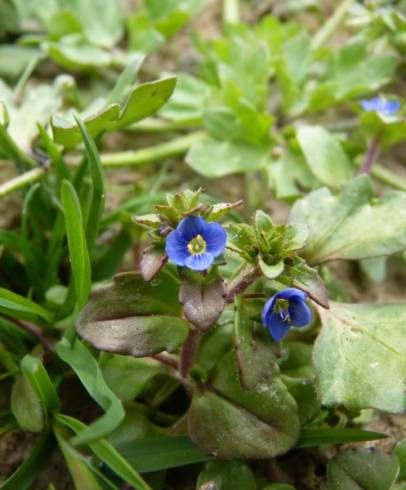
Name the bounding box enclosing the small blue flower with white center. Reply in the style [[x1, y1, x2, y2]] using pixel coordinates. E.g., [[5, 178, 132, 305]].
[[262, 288, 312, 342], [165, 215, 227, 271], [360, 96, 400, 117]]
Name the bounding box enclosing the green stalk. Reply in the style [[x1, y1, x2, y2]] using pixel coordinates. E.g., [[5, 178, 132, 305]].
[[0, 167, 46, 198], [311, 0, 355, 49], [128, 118, 202, 132], [100, 131, 205, 168], [223, 0, 240, 24], [371, 164, 406, 192]]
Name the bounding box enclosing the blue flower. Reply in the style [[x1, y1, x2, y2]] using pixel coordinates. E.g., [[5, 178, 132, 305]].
[[262, 288, 312, 341], [360, 96, 400, 116], [165, 215, 227, 271]]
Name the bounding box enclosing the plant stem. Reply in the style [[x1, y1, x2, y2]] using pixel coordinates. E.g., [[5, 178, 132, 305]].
[[128, 118, 202, 133], [371, 164, 406, 192], [0, 166, 47, 198], [360, 135, 380, 175], [311, 0, 355, 49], [223, 0, 240, 24], [100, 131, 205, 168], [225, 266, 261, 304], [13, 319, 55, 351], [180, 328, 202, 378]]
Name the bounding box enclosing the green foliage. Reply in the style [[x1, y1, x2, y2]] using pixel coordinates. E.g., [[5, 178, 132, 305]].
[[0, 1, 405, 488], [327, 449, 399, 490], [314, 302, 406, 412]]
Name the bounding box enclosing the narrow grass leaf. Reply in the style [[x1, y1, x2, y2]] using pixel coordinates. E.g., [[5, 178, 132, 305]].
[[75, 116, 105, 250], [55, 414, 152, 490], [116, 435, 214, 473], [298, 427, 388, 448], [55, 334, 125, 445], [0, 287, 52, 323], [21, 354, 60, 412], [60, 179, 91, 309]]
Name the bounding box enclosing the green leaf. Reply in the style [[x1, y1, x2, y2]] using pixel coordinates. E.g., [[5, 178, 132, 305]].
[[76, 272, 188, 357], [113, 77, 177, 130], [75, 116, 105, 250], [395, 439, 406, 481], [298, 427, 388, 448], [45, 41, 114, 71], [0, 432, 54, 490], [0, 287, 52, 323], [100, 354, 168, 402], [296, 125, 354, 187], [64, 0, 123, 47], [11, 375, 44, 432], [313, 302, 406, 412], [197, 460, 257, 490], [53, 422, 104, 490], [0, 78, 65, 152], [52, 77, 177, 147], [20, 355, 60, 412], [290, 176, 406, 264], [61, 179, 91, 309], [186, 138, 270, 177], [282, 376, 320, 425], [52, 104, 120, 148], [234, 296, 278, 389], [327, 448, 399, 490], [188, 351, 300, 459], [268, 149, 317, 200], [159, 73, 209, 122], [56, 335, 125, 445], [179, 271, 226, 331], [55, 414, 151, 490], [115, 435, 213, 473]]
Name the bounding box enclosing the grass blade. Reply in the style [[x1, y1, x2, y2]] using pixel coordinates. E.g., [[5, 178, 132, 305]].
[[55, 334, 125, 445], [298, 427, 389, 448], [60, 179, 91, 309], [116, 435, 214, 473], [21, 355, 60, 412], [75, 116, 105, 251], [55, 414, 152, 490]]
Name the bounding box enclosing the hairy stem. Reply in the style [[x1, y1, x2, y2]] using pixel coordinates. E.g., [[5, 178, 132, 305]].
[[360, 135, 380, 175], [180, 328, 202, 378], [225, 266, 261, 304]]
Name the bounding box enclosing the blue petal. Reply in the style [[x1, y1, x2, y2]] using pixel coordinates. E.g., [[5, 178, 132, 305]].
[[177, 216, 206, 242], [289, 300, 312, 327], [382, 100, 400, 116], [276, 287, 307, 302], [268, 312, 291, 341], [202, 221, 227, 257], [262, 296, 277, 327], [185, 252, 213, 271], [165, 229, 189, 266], [360, 98, 379, 112]]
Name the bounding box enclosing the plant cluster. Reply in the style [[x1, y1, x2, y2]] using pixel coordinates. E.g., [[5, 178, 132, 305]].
[[0, 0, 405, 489]]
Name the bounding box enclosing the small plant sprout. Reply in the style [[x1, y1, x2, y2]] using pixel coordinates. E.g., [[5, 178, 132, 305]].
[[165, 215, 227, 271], [262, 288, 312, 341], [360, 96, 400, 116]]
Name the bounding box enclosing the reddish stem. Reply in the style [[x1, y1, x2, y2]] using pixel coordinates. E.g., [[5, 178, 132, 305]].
[[13, 319, 55, 351], [360, 135, 380, 175], [179, 328, 202, 378]]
